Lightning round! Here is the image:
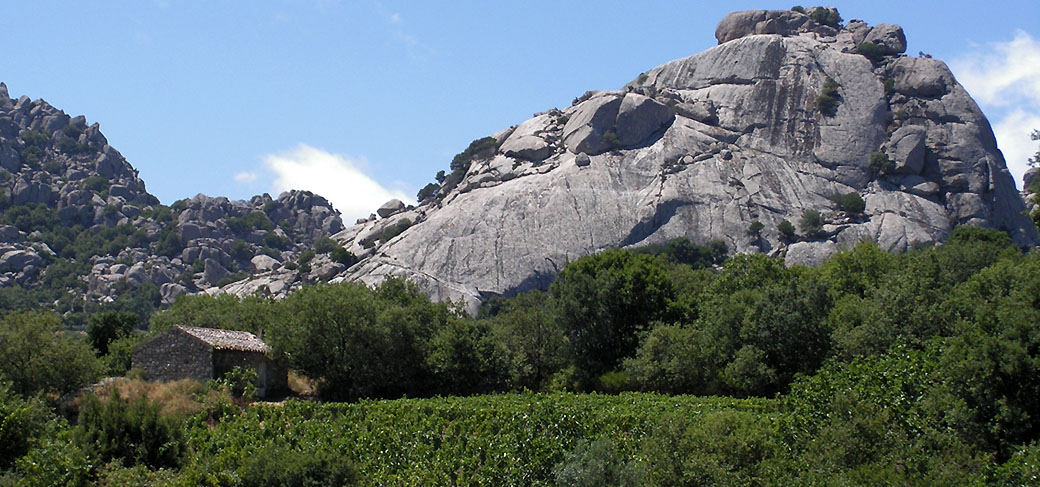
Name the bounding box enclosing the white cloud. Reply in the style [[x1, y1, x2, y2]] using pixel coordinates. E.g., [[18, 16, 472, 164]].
[[953, 31, 1040, 106], [951, 30, 1040, 187], [388, 12, 401, 24], [234, 171, 259, 184], [262, 144, 412, 222], [992, 110, 1040, 186]]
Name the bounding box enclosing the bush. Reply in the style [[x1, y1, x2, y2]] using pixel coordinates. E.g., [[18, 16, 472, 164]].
[[87, 311, 138, 355], [264, 231, 291, 250], [840, 192, 865, 214], [230, 239, 253, 260], [239, 444, 359, 487], [76, 392, 184, 469], [312, 236, 337, 254], [450, 136, 499, 173], [809, 7, 842, 28], [82, 176, 111, 194], [553, 438, 642, 487], [778, 219, 796, 241], [816, 77, 841, 116], [869, 152, 894, 177], [857, 42, 885, 63], [0, 311, 101, 397], [330, 246, 358, 267], [798, 209, 825, 237], [747, 220, 764, 237], [227, 212, 274, 234], [416, 182, 439, 202]]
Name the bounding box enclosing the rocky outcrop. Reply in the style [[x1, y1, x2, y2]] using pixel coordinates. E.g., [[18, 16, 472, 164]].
[[317, 8, 1037, 313], [0, 83, 348, 306]]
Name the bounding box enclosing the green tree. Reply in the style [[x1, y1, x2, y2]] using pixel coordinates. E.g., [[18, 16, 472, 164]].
[[0, 311, 101, 397], [798, 209, 824, 238], [778, 219, 796, 241], [550, 250, 675, 388], [87, 311, 138, 355], [839, 192, 865, 214], [488, 290, 569, 390]]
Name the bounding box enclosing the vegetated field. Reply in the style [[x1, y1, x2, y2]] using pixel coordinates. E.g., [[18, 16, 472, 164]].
[[185, 392, 775, 486]]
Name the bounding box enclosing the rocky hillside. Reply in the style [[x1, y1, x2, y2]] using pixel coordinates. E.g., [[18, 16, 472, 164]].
[[307, 7, 1036, 312], [0, 83, 345, 322]]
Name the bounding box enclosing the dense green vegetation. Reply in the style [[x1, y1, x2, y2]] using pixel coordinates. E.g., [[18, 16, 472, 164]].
[[4, 227, 1040, 484]]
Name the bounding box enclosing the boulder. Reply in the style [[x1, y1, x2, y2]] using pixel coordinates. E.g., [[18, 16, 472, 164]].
[[891, 57, 951, 98], [501, 135, 552, 162], [863, 24, 906, 55], [203, 258, 229, 285], [888, 125, 927, 174], [562, 94, 623, 155], [251, 254, 280, 272], [0, 249, 41, 272], [377, 199, 406, 218], [160, 283, 189, 306], [615, 93, 675, 147]]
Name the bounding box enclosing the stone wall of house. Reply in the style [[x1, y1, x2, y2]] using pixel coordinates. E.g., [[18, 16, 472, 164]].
[[132, 328, 213, 382], [213, 350, 288, 398]]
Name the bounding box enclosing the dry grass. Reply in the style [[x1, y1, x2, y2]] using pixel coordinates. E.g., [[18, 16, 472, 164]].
[[82, 377, 230, 418], [287, 370, 317, 398]]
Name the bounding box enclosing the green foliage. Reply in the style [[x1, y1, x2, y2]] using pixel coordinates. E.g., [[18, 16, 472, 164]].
[[630, 236, 726, 268], [450, 136, 499, 173], [182, 393, 770, 486], [155, 227, 184, 258], [417, 182, 439, 201], [82, 175, 111, 195], [869, 151, 894, 177], [553, 438, 642, 487], [263, 231, 291, 250], [791, 5, 806, 13], [217, 366, 258, 401], [238, 444, 358, 487], [0, 383, 54, 470], [816, 77, 841, 116], [839, 192, 865, 214], [857, 41, 885, 63], [87, 311, 138, 355], [490, 290, 569, 391], [268, 279, 448, 400], [0, 311, 101, 397], [808, 7, 842, 27], [311, 236, 338, 254], [226, 211, 274, 234], [550, 250, 675, 387], [229, 239, 253, 260], [329, 246, 358, 267], [77, 391, 184, 469], [747, 220, 764, 237], [642, 409, 782, 486], [883, 77, 896, 96], [150, 293, 277, 335], [798, 209, 824, 237], [778, 219, 796, 240]]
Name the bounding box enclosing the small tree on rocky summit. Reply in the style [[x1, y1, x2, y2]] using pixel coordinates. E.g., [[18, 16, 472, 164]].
[[840, 192, 866, 215], [817, 77, 841, 117], [799, 209, 825, 238], [869, 152, 894, 178], [1029, 129, 1039, 168], [778, 219, 797, 241]]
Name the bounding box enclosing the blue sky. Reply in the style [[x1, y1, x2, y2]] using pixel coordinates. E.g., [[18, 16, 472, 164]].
[[3, 1, 1039, 221]]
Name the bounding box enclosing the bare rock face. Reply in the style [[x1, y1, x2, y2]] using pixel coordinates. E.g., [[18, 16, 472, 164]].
[[326, 8, 1037, 312]]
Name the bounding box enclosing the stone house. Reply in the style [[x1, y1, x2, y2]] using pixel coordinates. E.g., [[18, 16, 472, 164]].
[[132, 325, 287, 398]]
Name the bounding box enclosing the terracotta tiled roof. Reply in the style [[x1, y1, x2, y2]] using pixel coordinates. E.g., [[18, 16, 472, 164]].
[[175, 325, 270, 353]]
